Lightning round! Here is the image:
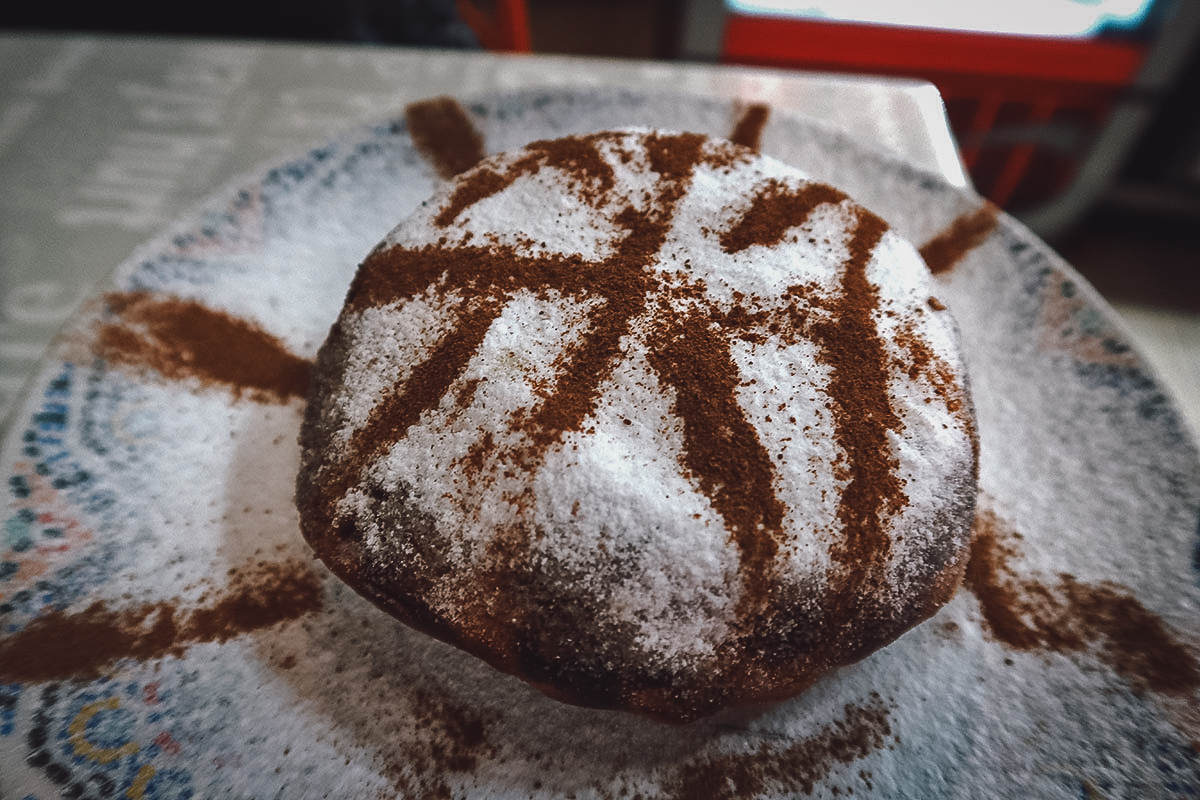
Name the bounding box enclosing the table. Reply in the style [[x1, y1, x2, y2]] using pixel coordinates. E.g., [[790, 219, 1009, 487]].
[[1, 33, 1194, 439], [0, 33, 968, 434]]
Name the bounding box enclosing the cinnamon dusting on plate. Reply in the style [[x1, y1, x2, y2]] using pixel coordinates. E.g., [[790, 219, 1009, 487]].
[[383, 686, 500, 798], [964, 506, 1200, 697], [663, 693, 894, 799], [728, 103, 771, 151], [405, 96, 487, 180], [0, 559, 322, 683], [94, 291, 311, 403], [918, 203, 999, 275]]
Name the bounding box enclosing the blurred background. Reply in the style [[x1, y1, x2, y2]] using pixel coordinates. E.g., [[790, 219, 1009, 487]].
[[1, 0, 1198, 316]]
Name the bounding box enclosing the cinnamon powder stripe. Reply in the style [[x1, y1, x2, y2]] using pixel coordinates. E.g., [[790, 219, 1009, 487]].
[[719, 181, 906, 585], [434, 132, 622, 228], [405, 96, 487, 180], [811, 209, 905, 575], [919, 203, 999, 275], [502, 279, 647, 465], [665, 694, 893, 798], [94, 292, 311, 403], [312, 299, 504, 532], [0, 560, 323, 684], [720, 180, 848, 254], [964, 506, 1200, 697], [648, 310, 786, 617], [729, 103, 770, 151]]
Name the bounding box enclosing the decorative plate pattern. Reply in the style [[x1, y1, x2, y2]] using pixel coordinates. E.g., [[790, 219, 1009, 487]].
[[1, 88, 1198, 799]]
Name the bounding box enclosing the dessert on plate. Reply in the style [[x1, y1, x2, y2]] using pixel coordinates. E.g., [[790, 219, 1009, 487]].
[[295, 129, 978, 723]]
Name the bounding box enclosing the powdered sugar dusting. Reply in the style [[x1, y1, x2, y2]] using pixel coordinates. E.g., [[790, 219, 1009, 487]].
[[297, 130, 978, 722]]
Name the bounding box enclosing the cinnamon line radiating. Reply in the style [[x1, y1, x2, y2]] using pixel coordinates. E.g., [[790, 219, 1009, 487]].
[[665, 693, 892, 798], [919, 203, 999, 275], [94, 292, 311, 403], [0, 560, 322, 684], [405, 96, 487, 180], [434, 134, 619, 227], [728, 103, 771, 151], [720, 180, 848, 254], [720, 181, 906, 592], [647, 310, 787, 618], [964, 506, 1200, 697]]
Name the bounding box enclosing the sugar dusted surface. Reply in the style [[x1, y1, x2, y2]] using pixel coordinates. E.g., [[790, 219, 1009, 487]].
[[298, 129, 978, 720]]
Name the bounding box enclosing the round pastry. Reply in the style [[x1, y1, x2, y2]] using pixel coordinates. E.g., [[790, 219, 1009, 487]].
[[295, 130, 978, 723]]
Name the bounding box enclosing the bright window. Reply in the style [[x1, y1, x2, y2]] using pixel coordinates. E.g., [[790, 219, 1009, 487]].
[[725, 0, 1160, 38]]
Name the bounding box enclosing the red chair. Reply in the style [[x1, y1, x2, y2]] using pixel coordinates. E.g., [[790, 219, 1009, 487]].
[[721, 13, 1148, 214], [457, 0, 531, 52]]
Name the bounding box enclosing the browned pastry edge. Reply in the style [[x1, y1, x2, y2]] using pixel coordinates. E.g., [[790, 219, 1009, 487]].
[[295, 130, 981, 723], [296, 320, 980, 723]]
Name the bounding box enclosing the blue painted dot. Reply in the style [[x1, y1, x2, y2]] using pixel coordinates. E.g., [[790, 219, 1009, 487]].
[[34, 407, 67, 431], [48, 373, 71, 396], [5, 515, 32, 553]]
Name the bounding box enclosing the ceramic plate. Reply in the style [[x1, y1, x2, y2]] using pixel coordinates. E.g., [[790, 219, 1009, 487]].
[[1, 88, 1198, 800]]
